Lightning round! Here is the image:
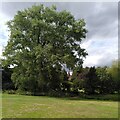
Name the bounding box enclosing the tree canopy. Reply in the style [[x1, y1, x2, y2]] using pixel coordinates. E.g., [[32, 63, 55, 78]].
[[2, 5, 88, 94]]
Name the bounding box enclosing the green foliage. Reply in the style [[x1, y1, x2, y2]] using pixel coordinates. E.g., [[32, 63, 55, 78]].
[[71, 66, 116, 95], [2, 67, 15, 90], [83, 94, 118, 101], [107, 60, 120, 91], [60, 70, 71, 93], [2, 4, 87, 93], [3, 90, 16, 94], [71, 67, 88, 95], [84, 67, 98, 94], [96, 67, 115, 94]]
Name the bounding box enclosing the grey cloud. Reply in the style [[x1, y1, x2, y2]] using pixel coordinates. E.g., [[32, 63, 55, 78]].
[[86, 3, 118, 39], [2, 2, 36, 17], [2, 2, 117, 39], [1, 2, 71, 17]]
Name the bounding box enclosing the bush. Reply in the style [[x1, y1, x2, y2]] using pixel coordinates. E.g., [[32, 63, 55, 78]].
[[16, 89, 33, 95], [4, 90, 16, 94], [16, 89, 26, 95], [47, 90, 65, 97], [84, 94, 119, 101]]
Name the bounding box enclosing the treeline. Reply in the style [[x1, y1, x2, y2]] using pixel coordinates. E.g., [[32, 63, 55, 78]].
[[2, 61, 119, 96], [71, 66, 119, 95]]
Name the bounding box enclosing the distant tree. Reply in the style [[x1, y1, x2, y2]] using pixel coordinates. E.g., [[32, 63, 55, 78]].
[[2, 5, 87, 94], [96, 67, 115, 94], [107, 60, 120, 92], [84, 67, 98, 95], [70, 66, 89, 95]]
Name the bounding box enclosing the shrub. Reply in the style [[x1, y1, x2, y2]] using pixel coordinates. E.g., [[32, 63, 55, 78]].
[[4, 90, 16, 94]]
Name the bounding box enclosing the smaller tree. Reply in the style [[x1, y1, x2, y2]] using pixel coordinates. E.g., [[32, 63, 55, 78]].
[[70, 66, 89, 95], [84, 67, 98, 95], [96, 67, 115, 94], [107, 60, 119, 92]]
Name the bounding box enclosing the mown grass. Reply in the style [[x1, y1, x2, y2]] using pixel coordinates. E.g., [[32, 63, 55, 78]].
[[2, 93, 118, 118]]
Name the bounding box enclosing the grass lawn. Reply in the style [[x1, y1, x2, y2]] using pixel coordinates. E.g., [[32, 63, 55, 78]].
[[1, 93, 118, 118]]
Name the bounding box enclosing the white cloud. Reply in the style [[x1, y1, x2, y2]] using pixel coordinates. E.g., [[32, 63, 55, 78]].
[[82, 37, 118, 67], [0, 12, 11, 57], [83, 55, 103, 67]]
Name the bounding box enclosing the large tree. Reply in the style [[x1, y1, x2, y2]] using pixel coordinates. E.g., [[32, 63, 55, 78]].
[[2, 5, 87, 93]]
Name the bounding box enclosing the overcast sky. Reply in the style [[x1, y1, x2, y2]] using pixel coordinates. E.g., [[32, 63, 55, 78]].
[[0, 2, 118, 67]]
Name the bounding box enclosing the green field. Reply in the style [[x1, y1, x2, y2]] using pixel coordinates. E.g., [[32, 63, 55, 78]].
[[1, 94, 118, 118]]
